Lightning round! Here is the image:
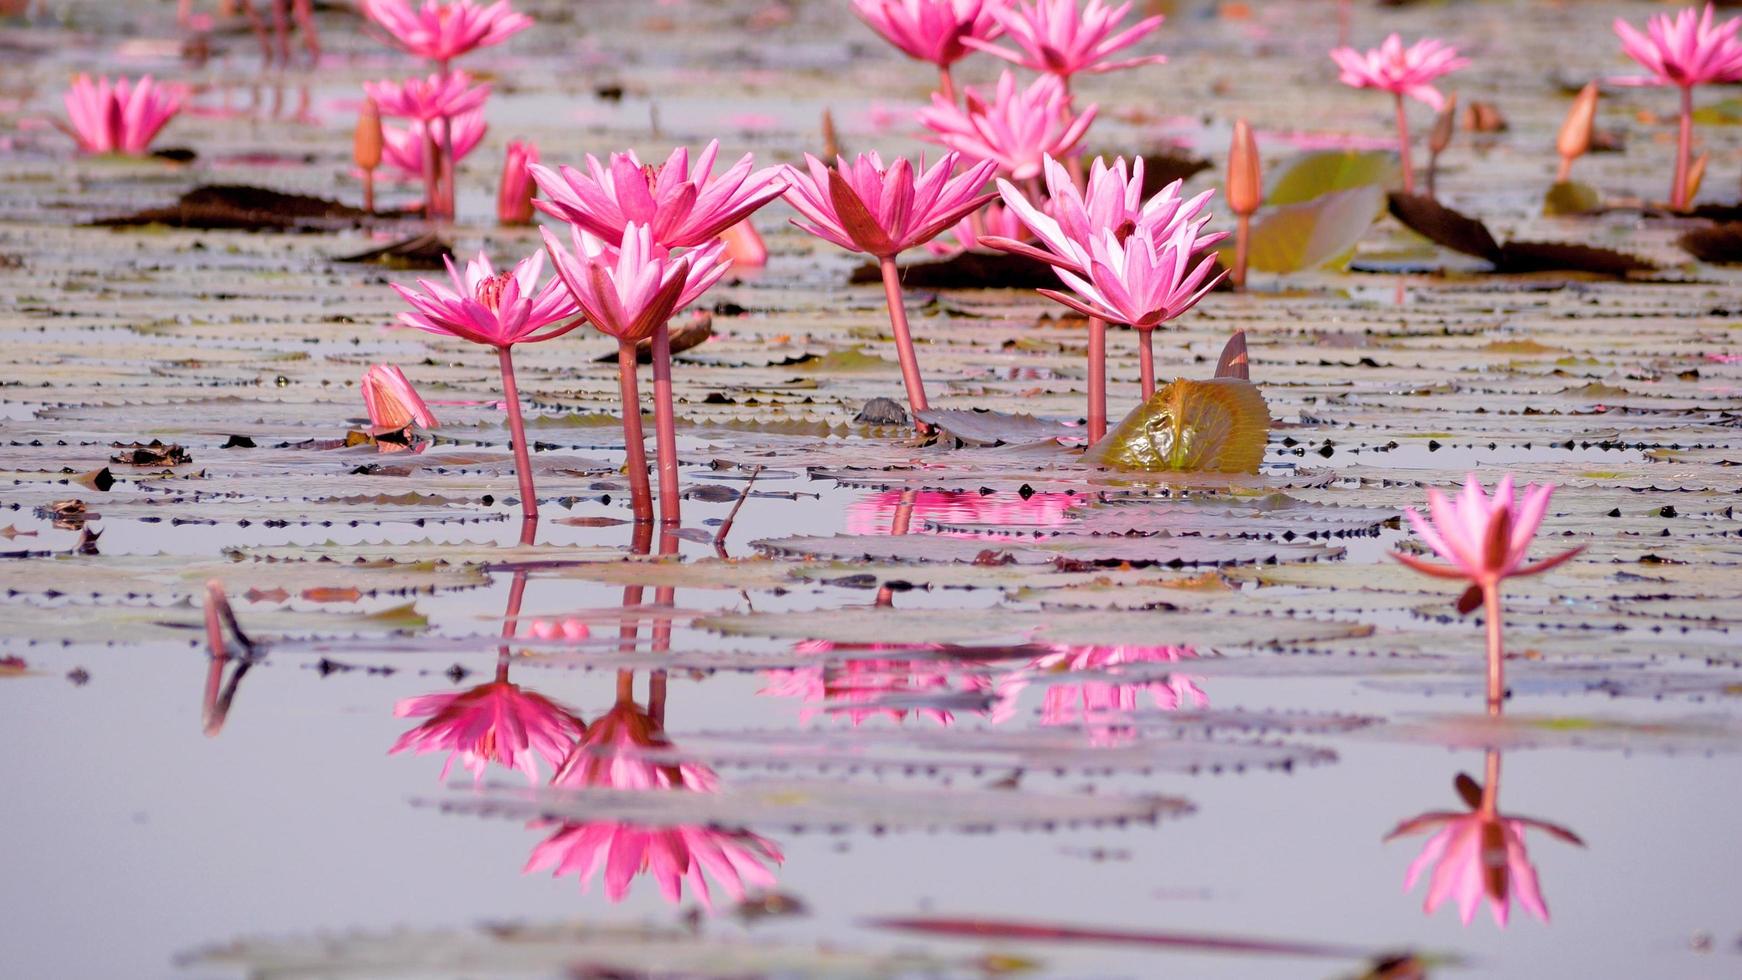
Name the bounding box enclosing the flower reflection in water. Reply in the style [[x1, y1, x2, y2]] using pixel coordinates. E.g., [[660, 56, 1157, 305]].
[[1386, 725, 1582, 927], [845, 488, 1082, 536], [390, 658, 585, 784], [993, 644, 1206, 743], [527, 671, 785, 910], [760, 640, 993, 726]]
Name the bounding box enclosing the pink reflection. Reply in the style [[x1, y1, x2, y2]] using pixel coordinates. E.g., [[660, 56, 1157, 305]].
[[993, 644, 1206, 744], [527, 678, 785, 910], [390, 666, 585, 784], [1386, 746, 1582, 927], [844, 489, 1082, 536], [760, 640, 992, 726]]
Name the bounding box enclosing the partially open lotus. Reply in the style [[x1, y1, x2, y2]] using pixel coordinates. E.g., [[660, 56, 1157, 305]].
[[1085, 330, 1269, 474]]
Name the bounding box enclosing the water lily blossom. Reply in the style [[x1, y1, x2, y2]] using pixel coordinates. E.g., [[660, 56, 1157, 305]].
[[1329, 34, 1469, 193], [1613, 3, 1742, 209], [497, 139, 538, 225], [1036, 220, 1225, 399], [59, 74, 184, 156], [966, 0, 1166, 87], [365, 72, 490, 218], [389, 678, 585, 783], [917, 70, 1096, 180], [380, 109, 486, 180], [360, 364, 438, 434], [1393, 475, 1584, 705], [391, 250, 580, 520], [851, 0, 1007, 100], [530, 141, 787, 250], [362, 0, 532, 63], [782, 151, 998, 424], [542, 223, 729, 524]]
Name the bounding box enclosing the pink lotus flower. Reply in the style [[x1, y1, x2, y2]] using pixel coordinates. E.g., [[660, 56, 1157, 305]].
[[986, 153, 1224, 274], [1329, 33, 1468, 111], [1613, 3, 1742, 88], [918, 71, 1096, 180], [1037, 220, 1224, 330], [361, 364, 438, 431], [1393, 475, 1583, 588], [60, 74, 184, 155], [529, 141, 786, 250], [1613, 4, 1742, 210], [379, 109, 486, 180], [362, 0, 532, 64], [782, 151, 999, 258], [498, 139, 538, 225], [390, 680, 585, 783], [541, 223, 728, 344], [392, 249, 580, 349], [782, 150, 998, 425], [525, 822, 783, 910], [850, 0, 1006, 70], [364, 71, 491, 122], [966, 0, 1166, 83], [992, 644, 1206, 744]]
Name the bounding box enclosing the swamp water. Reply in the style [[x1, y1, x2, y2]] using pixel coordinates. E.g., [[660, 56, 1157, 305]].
[[3, 1, 1742, 977]]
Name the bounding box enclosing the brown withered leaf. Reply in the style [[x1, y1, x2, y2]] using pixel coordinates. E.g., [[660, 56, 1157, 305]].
[[109, 440, 191, 466], [92, 184, 372, 233], [1388, 193, 1654, 274], [1679, 222, 1742, 264], [594, 312, 713, 364]]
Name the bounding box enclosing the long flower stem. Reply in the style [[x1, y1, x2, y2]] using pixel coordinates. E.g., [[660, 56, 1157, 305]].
[[617, 342, 654, 523], [420, 127, 438, 222], [1137, 327, 1156, 400], [1554, 155, 1572, 183], [437, 58, 455, 220], [877, 256, 930, 429], [495, 346, 539, 523], [1672, 84, 1693, 210], [1395, 93, 1415, 195], [1482, 581, 1505, 710], [891, 488, 916, 536], [1086, 316, 1107, 443], [651, 320, 682, 526], [937, 65, 956, 104]]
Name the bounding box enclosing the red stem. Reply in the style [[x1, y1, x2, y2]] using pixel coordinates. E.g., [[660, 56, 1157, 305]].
[[1672, 84, 1693, 210], [1395, 93, 1414, 195], [617, 342, 654, 523], [1555, 155, 1572, 184], [1482, 581, 1505, 711], [1137, 327, 1156, 400], [877, 256, 931, 428], [495, 346, 539, 522], [1086, 316, 1107, 443], [651, 320, 681, 526], [937, 65, 956, 103], [362, 169, 375, 214], [420, 126, 438, 223]]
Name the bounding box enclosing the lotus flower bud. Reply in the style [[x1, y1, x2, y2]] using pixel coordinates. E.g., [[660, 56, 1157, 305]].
[[718, 219, 768, 266], [1557, 82, 1598, 163], [1684, 151, 1708, 204], [354, 97, 383, 171], [1226, 118, 1261, 217], [361, 364, 438, 431], [497, 140, 538, 226]]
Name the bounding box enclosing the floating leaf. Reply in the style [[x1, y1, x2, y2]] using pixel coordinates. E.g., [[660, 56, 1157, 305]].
[[1086, 379, 1269, 473], [1243, 184, 1386, 273], [1265, 149, 1400, 207], [422, 778, 1192, 832], [1543, 180, 1602, 216]]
